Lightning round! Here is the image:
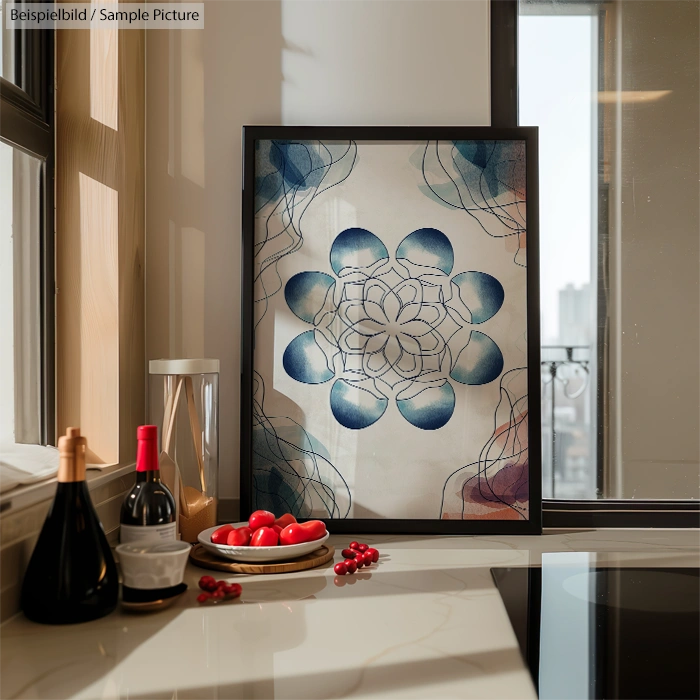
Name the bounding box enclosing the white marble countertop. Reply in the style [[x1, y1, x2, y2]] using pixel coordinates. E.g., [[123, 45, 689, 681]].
[[2, 529, 698, 700]]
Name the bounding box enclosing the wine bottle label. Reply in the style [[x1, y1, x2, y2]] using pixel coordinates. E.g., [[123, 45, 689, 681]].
[[120, 522, 177, 544]]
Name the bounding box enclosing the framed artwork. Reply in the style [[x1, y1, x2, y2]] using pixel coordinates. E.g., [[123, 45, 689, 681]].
[[241, 126, 541, 535]]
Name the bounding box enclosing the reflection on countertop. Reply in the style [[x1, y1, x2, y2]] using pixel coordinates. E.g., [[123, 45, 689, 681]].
[[1, 529, 698, 700], [493, 561, 699, 699]]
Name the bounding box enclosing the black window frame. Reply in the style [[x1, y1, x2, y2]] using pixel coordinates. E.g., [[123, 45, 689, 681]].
[[0, 22, 55, 446], [491, 0, 699, 528]]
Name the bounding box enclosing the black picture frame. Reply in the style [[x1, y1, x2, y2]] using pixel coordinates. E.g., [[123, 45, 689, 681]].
[[241, 125, 541, 535]]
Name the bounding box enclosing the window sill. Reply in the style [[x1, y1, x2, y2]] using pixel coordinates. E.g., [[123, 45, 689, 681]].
[[0, 463, 136, 517]]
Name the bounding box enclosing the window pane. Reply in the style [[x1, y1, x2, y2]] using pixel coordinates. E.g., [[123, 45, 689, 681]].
[[519, 1, 700, 500], [520, 10, 599, 499], [0, 139, 42, 444]]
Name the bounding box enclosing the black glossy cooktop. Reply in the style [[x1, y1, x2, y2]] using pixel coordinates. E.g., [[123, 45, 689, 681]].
[[491, 559, 700, 700]]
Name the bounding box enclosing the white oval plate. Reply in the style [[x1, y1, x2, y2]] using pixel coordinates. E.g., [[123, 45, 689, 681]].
[[197, 522, 329, 563]]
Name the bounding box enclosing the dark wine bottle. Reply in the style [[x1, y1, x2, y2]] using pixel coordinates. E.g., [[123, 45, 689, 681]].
[[21, 428, 118, 624], [119, 425, 177, 543]]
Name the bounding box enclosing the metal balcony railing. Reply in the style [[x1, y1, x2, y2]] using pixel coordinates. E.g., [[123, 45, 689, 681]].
[[541, 345, 592, 498]]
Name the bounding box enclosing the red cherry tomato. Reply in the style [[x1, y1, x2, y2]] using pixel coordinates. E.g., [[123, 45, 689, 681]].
[[197, 593, 210, 603], [275, 513, 297, 529], [349, 541, 360, 550], [356, 543, 369, 552], [279, 520, 327, 545], [227, 526, 252, 546], [341, 548, 357, 559], [248, 510, 275, 531], [366, 547, 379, 563], [334, 562, 348, 575], [250, 526, 279, 546], [301, 520, 327, 541], [211, 524, 234, 544], [344, 558, 357, 574], [279, 523, 307, 545]]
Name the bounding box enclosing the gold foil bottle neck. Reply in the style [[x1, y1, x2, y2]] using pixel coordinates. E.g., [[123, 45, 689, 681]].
[[57, 427, 88, 483]]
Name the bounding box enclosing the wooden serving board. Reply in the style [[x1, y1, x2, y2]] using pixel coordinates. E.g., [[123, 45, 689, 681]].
[[189, 544, 335, 575]]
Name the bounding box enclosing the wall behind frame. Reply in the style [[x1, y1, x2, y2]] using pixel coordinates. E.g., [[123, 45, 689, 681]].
[[145, 0, 491, 505]]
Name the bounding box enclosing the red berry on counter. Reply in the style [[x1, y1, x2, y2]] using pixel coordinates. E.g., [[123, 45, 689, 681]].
[[349, 541, 360, 550], [199, 576, 218, 592], [341, 548, 357, 559], [356, 543, 369, 552], [363, 552, 374, 567], [198, 578, 242, 602], [334, 562, 348, 575], [355, 554, 364, 568], [344, 558, 357, 574]]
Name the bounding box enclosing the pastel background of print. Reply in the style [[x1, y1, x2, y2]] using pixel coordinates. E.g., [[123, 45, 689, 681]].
[[253, 140, 528, 521]]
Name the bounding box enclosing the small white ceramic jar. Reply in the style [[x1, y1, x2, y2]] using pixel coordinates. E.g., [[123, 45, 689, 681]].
[[116, 541, 191, 590]]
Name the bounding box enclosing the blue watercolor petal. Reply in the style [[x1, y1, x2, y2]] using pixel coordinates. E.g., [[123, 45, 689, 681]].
[[283, 330, 334, 384], [396, 382, 455, 430], [452, 141, 524, 201], [269, 140, 325, 190], [396, 228, 454, 275], [285, 272, 335, 323], [450, 331, 504, 385], [453, 141, 493, 170], [254, 172, 282, 211], [451, 271, 505, 324], [330, 228, 389, 275], [330, 379, 388, 429]]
